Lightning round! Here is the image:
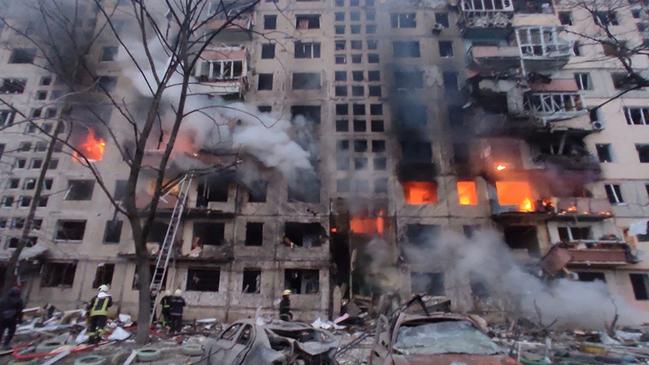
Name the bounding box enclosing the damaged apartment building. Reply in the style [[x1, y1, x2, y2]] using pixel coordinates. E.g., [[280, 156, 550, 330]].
[[0, 0, 648, 323]]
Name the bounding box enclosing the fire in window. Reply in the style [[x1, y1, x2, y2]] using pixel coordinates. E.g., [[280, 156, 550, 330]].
[[495, 181, 536, 212], [73, 129, 106, 162], [403, 181, 438, 204], [457, 181, 477, 206], [41, 262, 77, 287], [284, 269, 319, 294]]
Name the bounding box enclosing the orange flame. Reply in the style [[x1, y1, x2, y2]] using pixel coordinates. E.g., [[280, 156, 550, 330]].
[[350, 211, 385, 236], [457, 181, 477, 206], [495, 181, 536, 212], [403, 181, 437, 205], [74, 129, 106, 162]]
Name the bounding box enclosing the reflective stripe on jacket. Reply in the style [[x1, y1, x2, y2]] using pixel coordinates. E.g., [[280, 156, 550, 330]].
[[89, 296, 112, 317]]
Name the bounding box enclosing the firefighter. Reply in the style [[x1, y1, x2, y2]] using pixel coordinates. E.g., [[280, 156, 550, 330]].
[[279, 289, 292, 321], [0, 287, 24, 350], [86, 284, 112, 344], [160, 290, 172, 327], [168, 289, 186, 334]]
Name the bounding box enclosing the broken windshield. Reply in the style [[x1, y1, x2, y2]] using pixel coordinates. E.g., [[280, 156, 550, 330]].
[[393, 320, 502, 355]]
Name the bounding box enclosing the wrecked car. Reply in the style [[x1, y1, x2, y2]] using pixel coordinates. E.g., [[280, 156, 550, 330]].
[[197, 319, 338, 365], [369, 312, 521, 365]]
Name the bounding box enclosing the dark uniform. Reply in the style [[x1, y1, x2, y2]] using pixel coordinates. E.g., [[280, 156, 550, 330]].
[[86, 293, 112, 344], [0, 287, 23, 349], [279, 296, 292, 321], [168, 294, 186, 333], [160, 293, 171, 327]]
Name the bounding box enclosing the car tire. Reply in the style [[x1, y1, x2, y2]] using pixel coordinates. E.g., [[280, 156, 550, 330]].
[[136, 348, 162, 362], [182, 343, 203, 356], [74, 355, 107, 365], [35, 340, 65, 353]]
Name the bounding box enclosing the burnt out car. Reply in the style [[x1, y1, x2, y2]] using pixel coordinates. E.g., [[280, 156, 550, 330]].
[[369, 312, 521, 365], [197, 319, 338, 365]]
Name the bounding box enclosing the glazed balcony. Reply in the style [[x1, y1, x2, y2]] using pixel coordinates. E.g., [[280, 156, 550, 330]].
[[460, 0, 513, 39], [523, 92, 584, 121], [517, 26, 572, 72]]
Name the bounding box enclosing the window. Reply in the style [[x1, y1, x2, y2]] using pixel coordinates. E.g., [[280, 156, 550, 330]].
[[630, 274, 649, 300], [9, 48, 36, 64], [391, 13, 416, 28], [624, 107, 649, 125], [7, 179, 19, 189], [411, 272, 445, 295], [114, 180, 127, 201], [186, 268, 220, 292], [261, 44, 275, 59], [245, 222, 263, 246], [292, 73, 320, 90], [92, 263, 114, 288], [40, 76, 52, 86], [36, 91, 47, 100], [291, 105, 321, 123], [559, 11, 572, 25], [193, 222, 225, 246], [443, 71, 458, 94], [435, 12, 449, 27], [242, 269, 261, 293], [370, 104, 382, 115], [0, 79, 27, 94], [18, 142, 32, 152], [258, 105, 271, 113], [0, 110, 15, 127], [558, 226, 592, 241], [393, 41, 420, 57], [573, 41, 582, 56], [367, 25, 376, 34], [369, 85, 381, 96], [55, 220, 87, 241], [594, 11, 618, 26], [637, 144, 649, 163], [351, 54, 362, 63], [335, 55, 346, 64], [103, 220, 122, 243], [371, 120, 384, 132], [368, 71, 380, 81], [372, 140, 385, 152], [366, 10, 376, 20], [258, 73, 273, 90], [30, 159, 42, 169], [264, 15, 277, 30], [354, 139, 368, 152], [354, 120, 366, 132], [335, 86, 348, 96], [10, 217, 25, 229], [611, 72, 629, 89], [577, 272, 606, 282], [574, 72, 591, 90], [248, 180, 267, 203], [605, 184, 624, 204], [596, 144, 612, 162], [100, 46, 118, 62], [335, 71, 346, 82], [350, 25, 361, 33], [35, 142, 47, 152], [336, 104, 348, 115], [41, 262, 76, 287], [65, 180, 95, 200], [296, 15, 320, 29], [352, 86, 363, 96], [18, 196, 31, 207], [373, 157, 387, 170], [337, 179, 350, 192], [335, 40, 345, 50], [632, 9, 642, 19], [335, 12, 344, 21], [295, 41, 321, 58], [1, 196, 14, 208], [351, 40, 362, 50], [335, 25, 345, 34], [15, 159, 26, 169], [284, 269, 319, 294], [284, 222, 323, 247], [336, 120, 349, 132], [367, 40, 378, 50], [439, 41, 453, 57], [394, 70, 424, 89], [196, 60, 243, 81]]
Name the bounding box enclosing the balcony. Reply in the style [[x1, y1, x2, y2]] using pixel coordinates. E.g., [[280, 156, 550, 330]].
[[460, 0, 514, 39], [517, 27, 572, 72], [532, 153, 601, 173], [469, 45, 520, 72], [489, 198, 554, 218], [193, 47, 249, 98], [540, 241, 636, 275], [554, 197, 613, 219], [523, 92, 585, 121], [206, 11, 253, 41]]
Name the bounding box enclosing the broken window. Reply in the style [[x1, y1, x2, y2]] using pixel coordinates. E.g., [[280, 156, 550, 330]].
[[258, 73, 273, 90], [636, 144, 649, 163], [596, 144, 612, 162], [457, 181, 478, 205], [133, 264, 166, 290], [435, 12, 449, 27], [92, 263, 114, 288], [196, 60, 244, 82], [103, 220, 122, 243], [611, 72, 629, 90], [0, 79, 27, 94], [193, 222, 225, 246], [196, 179, 229, 207], [517, 27, 570, 58], [504, 226, 539, 256], [242, 268, 261, 293], [574, 72, 591, 90], [558, 226, 592, 241], [248, 180, 267, 202], [605, 184, 624, 204], [7, 179, 19, 189], [524, 92, 583, 115], [0, 110, 15, 127], [594, 11, 618, 26], [406, 224, 440, 246], [1, 196, 14, 208], [292, 73, 321, 90], [624, 107, 649, 125], [411, 272, 444, 296], [401, 141, 431, 162], [100, 46, 118, 62], [264, 15, 276, 30], [296, 14, 320, 29], [295, 41, 321, 58], [9, 48, 36, 64], [393, 41, 420, 57], [390, 13, 416, 28], [261, 43, 275, 59], [630, 273, 649, 300], [284, 222, 323, 247], [291, 105, 321, 123], [18, 196, 31, 208], [439, 41, 453, 57], [393, 70, 423, 90], [559, 11, 572, 25], [55, 220, 86, 241], [186, 268, 220, 292], [470, 274, 489, 298], [65, 180, 95, 200], [41, 262, 76, 287], [245, 222, 263, 246], [577, 272, 606, 282], [284, 269, 319, 294]]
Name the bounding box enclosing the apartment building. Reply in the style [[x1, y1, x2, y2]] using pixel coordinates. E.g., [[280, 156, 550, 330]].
[[0, 0, 647, 322]]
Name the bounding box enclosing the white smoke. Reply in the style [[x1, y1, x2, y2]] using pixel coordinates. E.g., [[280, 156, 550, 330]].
[[402, 229, 647, 329]]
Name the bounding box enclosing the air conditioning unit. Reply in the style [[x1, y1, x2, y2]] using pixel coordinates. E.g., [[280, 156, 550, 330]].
[[432, 23, 445, 34], [592, 121, 605, 130]]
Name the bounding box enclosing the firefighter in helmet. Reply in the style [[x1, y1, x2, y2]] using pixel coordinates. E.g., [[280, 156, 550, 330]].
[[86, 284, 112, 344]]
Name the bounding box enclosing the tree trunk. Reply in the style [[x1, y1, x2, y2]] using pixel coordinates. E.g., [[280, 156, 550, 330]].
[[135, 248, 151, 344], [2, 120, 61, 294]]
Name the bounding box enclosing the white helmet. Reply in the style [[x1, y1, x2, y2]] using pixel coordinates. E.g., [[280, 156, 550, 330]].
[[98, 284, 109, 293], [174, 289, 183, 296]]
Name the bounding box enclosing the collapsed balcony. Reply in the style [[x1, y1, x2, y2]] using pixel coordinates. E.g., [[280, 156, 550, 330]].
[[460, 0, 514, 38], [554, 197, 613, 220], [193, 47, 249, 98], [541, 241, 638, 274]]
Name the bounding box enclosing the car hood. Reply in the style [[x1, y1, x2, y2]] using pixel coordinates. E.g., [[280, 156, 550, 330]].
[[391, 354, 521, 365]]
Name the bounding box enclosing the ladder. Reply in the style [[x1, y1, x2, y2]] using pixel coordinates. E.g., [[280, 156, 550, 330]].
[[149, 174, 193, 323]]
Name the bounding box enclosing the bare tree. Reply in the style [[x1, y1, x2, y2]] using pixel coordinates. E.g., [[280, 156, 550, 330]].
[[0, 0, 260, 343]]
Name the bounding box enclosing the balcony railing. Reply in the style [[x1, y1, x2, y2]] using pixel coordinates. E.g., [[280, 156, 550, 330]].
[[555, 197, 613, 218], [524, 92, 584, 119], [540, 241, 637, 275], [517, 27, 572, 59], [532, 153, 601, 173], [461, 0, 514, 13]]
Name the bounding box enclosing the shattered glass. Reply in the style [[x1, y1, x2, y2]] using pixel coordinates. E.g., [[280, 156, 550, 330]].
[[393, 320, 502, 356]]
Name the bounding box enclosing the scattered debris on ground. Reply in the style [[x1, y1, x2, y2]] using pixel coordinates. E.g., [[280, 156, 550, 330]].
[[4, 297, 649, 364]]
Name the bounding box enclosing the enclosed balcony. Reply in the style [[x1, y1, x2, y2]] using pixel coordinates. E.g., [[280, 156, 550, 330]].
[[516, 27, 572, 72], [523, 92, 584, 121], [460, 0, 514, 39], [554, 197, 613, 219], [193, 47, 249, 98]]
